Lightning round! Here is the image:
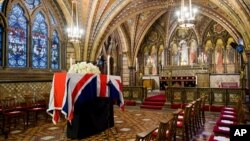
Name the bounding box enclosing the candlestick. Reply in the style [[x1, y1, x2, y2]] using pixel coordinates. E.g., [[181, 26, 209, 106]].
[[70, 57, 73, 67], [135, 58, 138, 72], [107, 55, 110, 81], [195, 75, 197, 86], [201, 52, 204, 63]]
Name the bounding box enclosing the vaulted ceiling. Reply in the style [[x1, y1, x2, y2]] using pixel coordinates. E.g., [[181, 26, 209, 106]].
[[54, 0, 250, 62]]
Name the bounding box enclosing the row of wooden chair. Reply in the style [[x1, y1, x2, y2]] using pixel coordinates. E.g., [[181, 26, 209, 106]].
[[135, 95, 207, 141], [0, 93, 49, 138], [175, 95, 207, 141], [135, 109, 181, 141], [208, 98, 244, 141]]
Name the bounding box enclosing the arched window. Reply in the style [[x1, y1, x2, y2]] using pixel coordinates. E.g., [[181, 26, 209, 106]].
[[0, 26, 2, 66], [32, 12, 48, 69], [25, 0, 41, 10], [51, 31, 59, 69], [0, 0, 4, 12], [7, 4, 28, 68]]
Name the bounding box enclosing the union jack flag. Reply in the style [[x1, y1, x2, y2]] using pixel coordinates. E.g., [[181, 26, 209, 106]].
[[61, 73, 124, 123]]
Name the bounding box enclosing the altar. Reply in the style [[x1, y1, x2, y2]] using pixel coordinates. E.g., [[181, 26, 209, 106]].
[[47, 72, 124, 139]]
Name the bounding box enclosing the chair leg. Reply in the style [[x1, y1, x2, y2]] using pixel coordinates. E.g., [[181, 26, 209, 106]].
[[26, 112, 29, 127], [35, 112, 38, 125], [23, 114, 26, 130]]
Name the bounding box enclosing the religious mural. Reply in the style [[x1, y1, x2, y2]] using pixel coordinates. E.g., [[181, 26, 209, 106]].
[[169, 28, 198, 67], [142, 30, 164, 75], [215, 39, 224, 73]]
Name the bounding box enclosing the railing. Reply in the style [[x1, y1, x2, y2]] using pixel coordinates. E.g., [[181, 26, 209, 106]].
[[123, 86, 147, 103], [165, 87, 246, 106]]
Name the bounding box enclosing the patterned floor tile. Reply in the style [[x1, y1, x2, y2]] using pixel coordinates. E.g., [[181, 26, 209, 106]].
[[0, 107, 219, 141]]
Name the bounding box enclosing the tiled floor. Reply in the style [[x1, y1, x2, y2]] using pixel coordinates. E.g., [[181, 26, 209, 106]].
[[0, 106, 220, 141]]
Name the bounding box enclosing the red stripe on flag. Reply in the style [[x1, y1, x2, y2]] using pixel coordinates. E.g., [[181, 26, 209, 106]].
[[53, 110, 61, 123], [100, 74, 107, 97], [71, 74, 94, 104], [54, 72, 67, 108]]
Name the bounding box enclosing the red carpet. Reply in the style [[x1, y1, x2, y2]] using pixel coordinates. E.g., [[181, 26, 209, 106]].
[[140, 94, 166, 110]]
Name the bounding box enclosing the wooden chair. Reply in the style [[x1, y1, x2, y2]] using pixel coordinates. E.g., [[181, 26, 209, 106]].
[[176, 104, 192, 141], [42, 93, 50, 122], [135, 127, 157, 141], [135, 109, 181, 141], [24, 95, 46, 127], [192, 98, 202, 134], [200, 95, 207, 125], [0, 97, 26, 135]]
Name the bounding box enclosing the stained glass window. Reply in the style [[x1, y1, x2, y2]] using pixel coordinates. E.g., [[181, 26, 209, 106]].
[[0, 26, 2, 66], [0, 0, 4, 12], [8, 4, 28, 68], [32, 12, 48, 69], [25, 0, 40, 10], [51, 31, 59, 69]]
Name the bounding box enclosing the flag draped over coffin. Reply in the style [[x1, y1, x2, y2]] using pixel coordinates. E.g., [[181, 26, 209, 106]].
[[47, 72, 124, 124]]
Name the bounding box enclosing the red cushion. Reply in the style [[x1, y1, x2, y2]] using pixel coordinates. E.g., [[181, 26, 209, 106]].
[[178, 110, 185, 115], [216, 118, 236, 127], [177, 115, 184, 120], [220, 114, 237, 121], [221, 107, 236, 112], [221, 110, 236, 116], [213, 126, 230, 135], [208, 134, 230, 141], [177, 121, 183, 127], [151, 129, 170, 139]]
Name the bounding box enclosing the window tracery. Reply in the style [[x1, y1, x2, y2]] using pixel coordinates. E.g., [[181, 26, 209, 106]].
[[0, 1, 62, 71], [8, 4, 27, 68], [32, 12, 48, 69]]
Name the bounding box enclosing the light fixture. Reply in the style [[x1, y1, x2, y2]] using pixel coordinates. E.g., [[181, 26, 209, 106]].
[[176, 0, 197, 28], [67, 0, 84, 43]]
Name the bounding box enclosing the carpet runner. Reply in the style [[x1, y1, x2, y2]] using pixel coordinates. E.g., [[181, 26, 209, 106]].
[[140, 94, 166, 110]]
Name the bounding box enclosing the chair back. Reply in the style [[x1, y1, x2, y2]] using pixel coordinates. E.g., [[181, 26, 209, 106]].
[[156, 120, 169, 140], [201, 95, 207, 109], [42, 93, 50, 108], [183, 104, 192, 124], [194, 98, 201, 114], [236, 98, 242, 111], [24, 95, 36, 108], [1, 97, 17, 112]]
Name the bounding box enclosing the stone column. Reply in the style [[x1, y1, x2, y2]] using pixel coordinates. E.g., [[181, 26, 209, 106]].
[[128, 66, 136, 86]]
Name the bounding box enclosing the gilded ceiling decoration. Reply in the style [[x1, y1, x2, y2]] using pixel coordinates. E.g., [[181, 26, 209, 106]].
[[52, 0, 250, 61]]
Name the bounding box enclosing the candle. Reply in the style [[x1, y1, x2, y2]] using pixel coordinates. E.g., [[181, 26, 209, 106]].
[[70, 57, 73, 67], [195, 75, 197, 86], [135, 58, 138, 71], [107, 55, 110, 81], [201, 52, 204, 63]]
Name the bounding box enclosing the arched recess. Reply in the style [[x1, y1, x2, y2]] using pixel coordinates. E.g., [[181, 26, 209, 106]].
[[66, 42, 75, 69], [84, 0, 131, 61], [198, 7, 242, 44], [97, 24, 131, 66], [208, 0, 250, 48], [0, 12, 6, 67], [89, 1, 172, 61], [132, 10, 168, 67], [167, 28, 198, 66], [139, 24, 165, 75]]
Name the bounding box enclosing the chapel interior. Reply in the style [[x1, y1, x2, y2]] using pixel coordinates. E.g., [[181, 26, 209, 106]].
[[0, 0, 250, 140]]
